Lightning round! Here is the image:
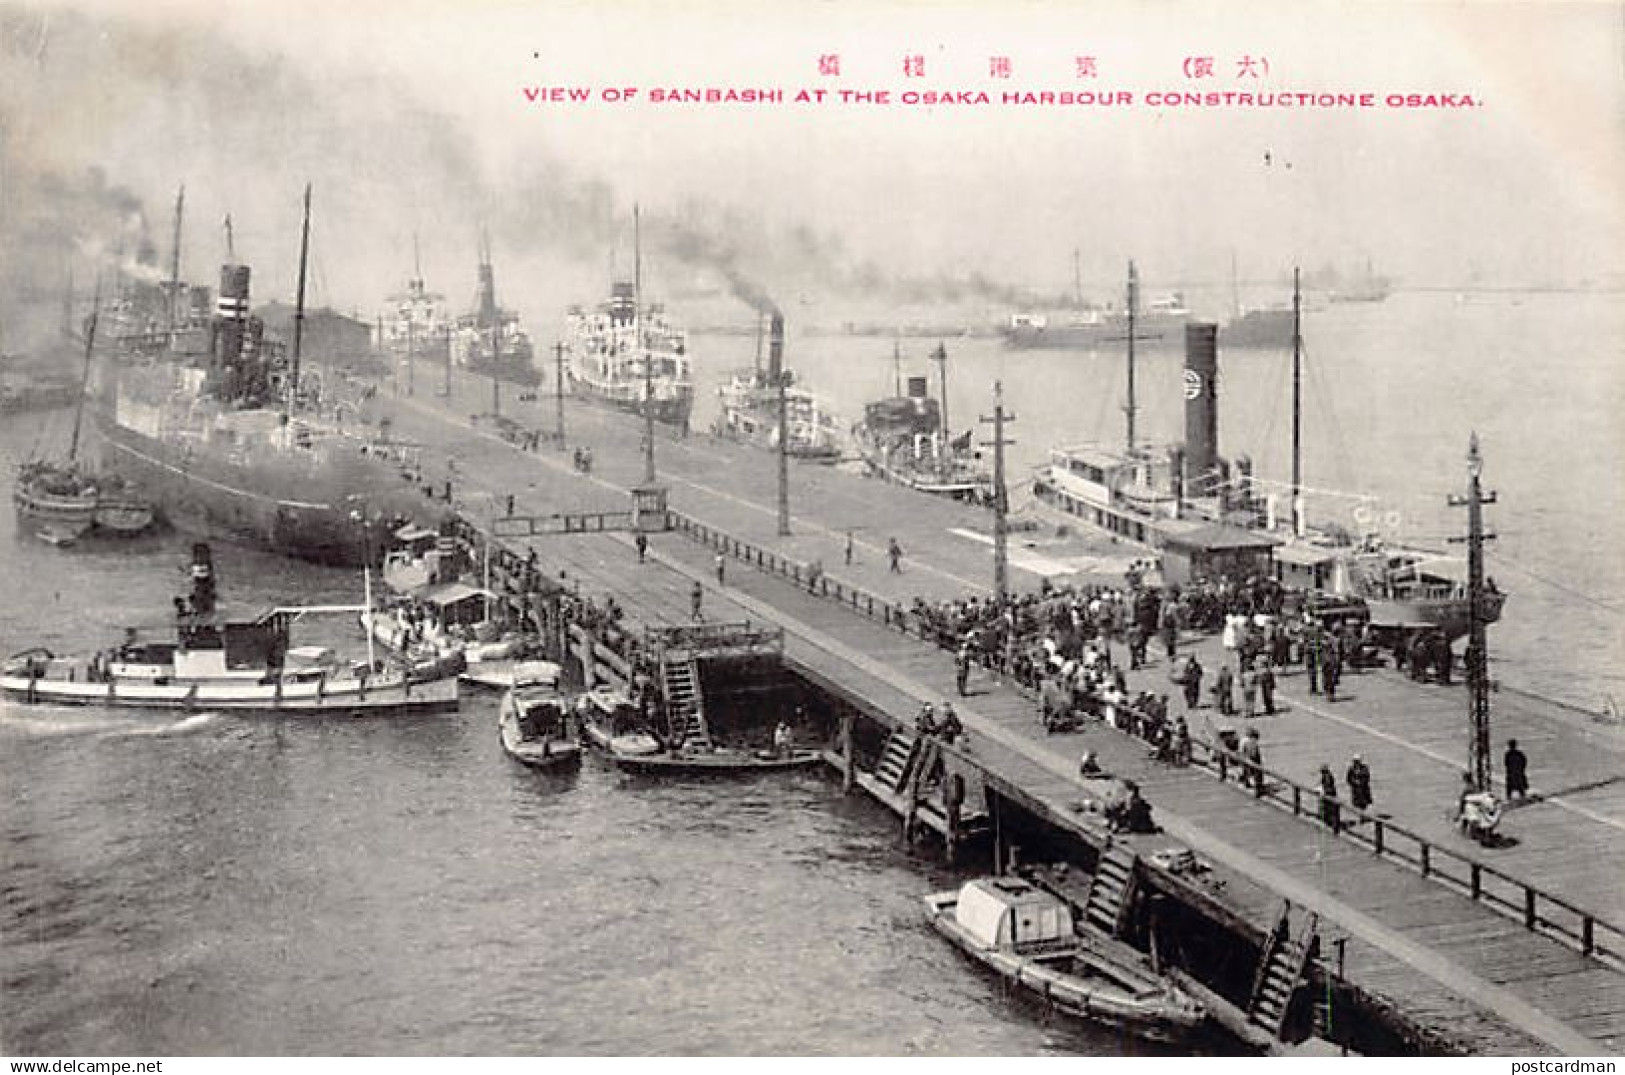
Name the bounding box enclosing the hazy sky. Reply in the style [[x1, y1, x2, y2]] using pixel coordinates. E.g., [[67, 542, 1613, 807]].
[[4, 0, 1622, 317]]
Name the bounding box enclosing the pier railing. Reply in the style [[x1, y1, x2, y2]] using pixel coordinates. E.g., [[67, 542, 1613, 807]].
[[667, 508, 1625, 973], [1184, 737, 1625, 972]]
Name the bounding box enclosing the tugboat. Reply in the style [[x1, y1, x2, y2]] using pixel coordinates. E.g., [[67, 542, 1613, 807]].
[[1, 543, 459, 715], [94, 185, 434, 567], [497, 660, 582, 770], [565, 208, 694, 429], [713, 314, 842, 462], [451, 232, 539, 386], [852, 343, 992, 502]]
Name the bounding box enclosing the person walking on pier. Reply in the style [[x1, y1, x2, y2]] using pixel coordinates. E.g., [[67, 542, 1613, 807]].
[[1239, 663, 1257, 719], [1180, 655, 1204, 712], [1240, 727, 1265, 797], [1256, 655, 1276, 715], [956, 640, 972, 697], [1318, 764, 1342, 833], [690, 580, 704, 621], [1504, 739, 1530, 801], [888, 537, 904, 574], [1346, 754, 1373, 813], [635, 533, 648, 563], [714, 553, 726, 586], [1214, 662, 1235, 715], [1160, 604, 1179, 661], [1304, 623, 1322, 695], [1321, 637, 1342, 702]]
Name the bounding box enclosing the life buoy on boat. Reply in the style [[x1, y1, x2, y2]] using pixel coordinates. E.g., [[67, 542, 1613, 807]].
[[1384, 511, 1403, 531]]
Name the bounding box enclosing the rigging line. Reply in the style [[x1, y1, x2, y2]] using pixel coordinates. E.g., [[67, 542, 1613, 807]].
[[1252, 348, 1289, 475], [1486, 552, 1625, 617], [1301, 343, 1356, 492]]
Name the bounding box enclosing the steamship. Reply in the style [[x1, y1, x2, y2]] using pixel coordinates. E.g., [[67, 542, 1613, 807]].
[[1004, 294, 1189, 351], [712, 315, 842, 462], [94, 192, 436, 568], [565, 280, 695, 429], [1032, 308, 1503, 640], [452, 238, 539, 386], [853, 368, 992, 502]]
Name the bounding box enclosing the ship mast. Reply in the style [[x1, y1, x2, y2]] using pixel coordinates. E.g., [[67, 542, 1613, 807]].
[[167, 184, 185, 341], [1290, 266, 1303, 534], [1072, 248, 1083, 309], [931, 342, 950, 479], [892, 336, 902, 398], [223, 213, 234, 260], [68, 278, 100, 464], [289, 183, 311, 409]]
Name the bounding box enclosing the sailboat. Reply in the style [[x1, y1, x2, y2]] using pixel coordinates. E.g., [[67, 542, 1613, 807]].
[[12, 287, 154, 540]]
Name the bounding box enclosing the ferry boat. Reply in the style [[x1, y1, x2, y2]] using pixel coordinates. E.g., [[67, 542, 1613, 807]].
[[712, 315, 842, 462], [0, 543, 459, 715], [923, 876, 1206, 1043], [451, 235, 539, 386], [566, 281, 695, 429], [852, 346, 993, 502], [1031, 276, 1504, 641], [497, 661, 583, 770], [95, 188, 435, 567]]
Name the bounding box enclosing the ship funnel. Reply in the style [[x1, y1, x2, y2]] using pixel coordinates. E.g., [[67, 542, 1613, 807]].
[[768, 313, 785, 383], [1183, 322, 1219, 495], [211, 264, 252, 397], [189, 542, 217, 618], [906, 375, 929, 399], [475, 262, 498, 326]]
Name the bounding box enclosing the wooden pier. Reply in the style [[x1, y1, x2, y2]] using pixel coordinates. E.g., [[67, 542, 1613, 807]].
[[371, 367, 1623, 1055]]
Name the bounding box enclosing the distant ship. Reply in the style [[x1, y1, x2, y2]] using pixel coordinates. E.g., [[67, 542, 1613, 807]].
[[1327, 259, 1392, 304], [382, 243, 453, 374], [1005, 260, 1188, 352], [95, 187, 433, 567], [566, 280, 695, 429], [712, 314, 841, 462], [452, 234, 539, 386], [852, 344, 992, 502]]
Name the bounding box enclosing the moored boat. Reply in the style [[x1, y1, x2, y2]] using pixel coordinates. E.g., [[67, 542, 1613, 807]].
[[923, 876, 1206, 1043], [853, 345, 992, 502], [497, 661, 582, 769], [576, 687, 663, 758], [610, 742, 824, 775], [451, 234, 539, 386], [712, 315, 842, 462]]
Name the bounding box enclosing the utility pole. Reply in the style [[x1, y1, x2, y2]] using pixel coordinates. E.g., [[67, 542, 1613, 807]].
[[491, 369, 500, 416], [931, 342, 950, 479], [892, 336, 903, 397], [1124, 260, 1139, 454], [777, 361, 791, 536], [406, 319, 415, 396], [1290, 266, 1303, 535], [443, 327, 452, 398], [636, 203, 655, 485], [1448, 433, 1498, 793], [980, 381, 1016, 603], [553, 341, 567, 448]]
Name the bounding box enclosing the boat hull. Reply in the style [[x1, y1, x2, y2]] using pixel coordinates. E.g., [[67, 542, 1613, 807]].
[[612, 747, 823, 775], [95, 410, 427, 568], [499, 710, 583, 769], [1004, 316, 1188, 351], [0, 671, 459, 716], [924, 892, 1205, 1044], [12, 487, 98, 538], [567, 370, 695, 428]]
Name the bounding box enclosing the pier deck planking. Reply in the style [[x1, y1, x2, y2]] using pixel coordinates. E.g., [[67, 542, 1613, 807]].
[[378, 369, 1622, 1053]]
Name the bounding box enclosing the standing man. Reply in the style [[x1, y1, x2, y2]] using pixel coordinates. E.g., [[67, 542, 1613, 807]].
[[1160, 603, 1179, 661], [1322, 633, 1342, 702], [955, 639, 972, 697], [1347, 755, 1373, 813], [845, 530, 854, 567], [690, 580, 704, 621], [714, 553, 726, 585], [1180, 655, 1204, 712], [1240, 728, 1265, 797], [1214, 662, 1235, 716], [635, 533, 648, 563], [888, 537, 903, 574], [1318, 764, 1342, 834], [1504, 739, 1530, 801], [1256, 654, 1276, 715]]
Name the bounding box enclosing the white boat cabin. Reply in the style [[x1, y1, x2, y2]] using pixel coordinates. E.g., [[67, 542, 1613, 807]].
[[954, 878, 1076, 952], [512, 660, 562, 690]]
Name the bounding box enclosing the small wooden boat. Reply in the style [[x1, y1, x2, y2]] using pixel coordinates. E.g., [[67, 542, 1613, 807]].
[[923, 877, 1206, 1043], [611, 742, 824, 775], [576, 687, 663, 758], [497, 661, 582, 770]]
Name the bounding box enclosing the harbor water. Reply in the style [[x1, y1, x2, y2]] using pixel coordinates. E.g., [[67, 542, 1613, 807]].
[[1, 288, 1619, 1053]]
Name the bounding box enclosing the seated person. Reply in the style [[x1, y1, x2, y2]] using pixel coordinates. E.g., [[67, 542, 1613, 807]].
[[1078, 750, 1105, 778]]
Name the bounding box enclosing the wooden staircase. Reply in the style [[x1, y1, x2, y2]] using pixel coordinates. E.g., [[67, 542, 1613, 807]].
[[660, 658, 709, 747], [872, 729, 920, 794], [1082, 840, 1139, 938], [1248, 902, 1321, 1040]]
